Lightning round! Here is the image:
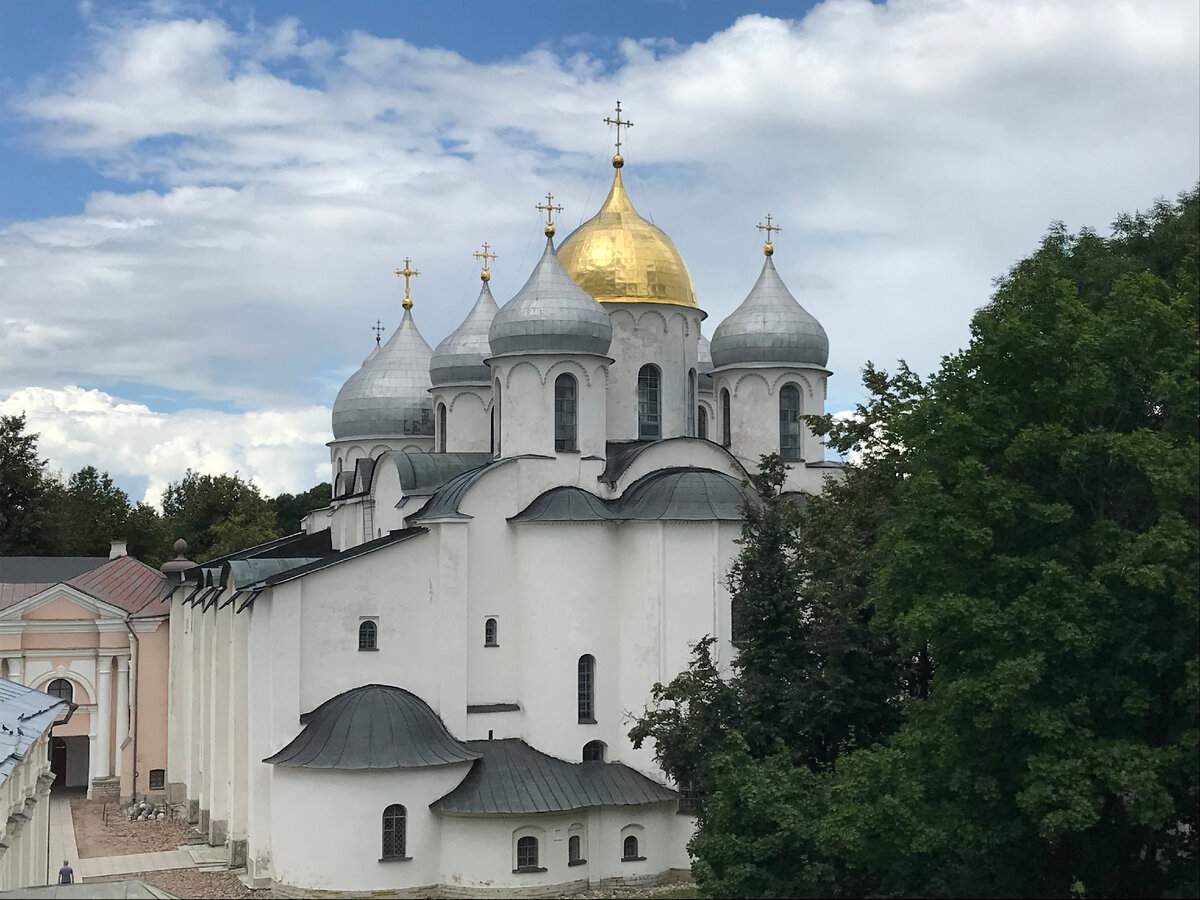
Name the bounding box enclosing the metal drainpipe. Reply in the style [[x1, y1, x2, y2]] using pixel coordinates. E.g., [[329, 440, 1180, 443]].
[[124, 618, 139, 800]]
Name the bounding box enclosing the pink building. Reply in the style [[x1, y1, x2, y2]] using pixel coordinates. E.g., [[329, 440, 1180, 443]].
[[0, 544, 170, 802]]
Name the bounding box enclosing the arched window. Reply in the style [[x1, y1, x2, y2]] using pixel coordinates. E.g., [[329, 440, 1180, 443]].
[[568, 834, 583, 864], [577, 654, 596, 723], [358, 620, 378, 651], [516, 835, 539, 870], [582, 740, 607, 762], [484, 617, 499, 647], [381, 804, 407, 859], [720, 388, 732, 447], [46, 679, 73, 703], [637, 365, 661, 440], [623, 835, 640, 860], [554, 374, 578, 452], [698, 406, 709, 441], [779, 384, 801, 460], [494, 380, 502, 456], [687, 369, 696, 437], [437, 402, 447, 453]]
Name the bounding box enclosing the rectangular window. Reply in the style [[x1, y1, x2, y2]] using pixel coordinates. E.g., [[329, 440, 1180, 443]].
[[148, 769, 165, 790]]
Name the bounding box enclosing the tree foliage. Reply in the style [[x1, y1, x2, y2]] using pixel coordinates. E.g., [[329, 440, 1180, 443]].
[[0, 414, 50, 554], [631, 187, 1199, 898]]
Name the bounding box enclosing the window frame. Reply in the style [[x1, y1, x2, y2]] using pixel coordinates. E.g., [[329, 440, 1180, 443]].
[[554, 373, 578, 452], [577, 654, 596, 723], [620, 825, 647, 862], [637, 365, 662, 441], [437, 401, 448, 453], [513, 834, 545, 873], [686, 369, 696, 437], [46, 678, 73, 703], [720, 388, 732, 447], [568, 825, 587, 866], [358, 619, 378, 652], [582, 740, 607, 762], [380, 804, 409, 861], [779, 383, 802, 461], [698, 405, 708, 441], [148, 768, 166, 790], [484, 617, 499, 648]]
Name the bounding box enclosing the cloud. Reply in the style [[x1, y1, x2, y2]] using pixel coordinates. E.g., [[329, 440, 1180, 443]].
[[0, 386, 330, 507], [1, 0, 1196, 491]]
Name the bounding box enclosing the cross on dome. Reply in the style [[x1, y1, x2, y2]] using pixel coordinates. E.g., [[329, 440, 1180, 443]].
[[372, 319, 385, 344], [757, 214, 782, 256], [473, 242, 498, 282], [536, 193, 564, 237], [394, 257, 420, 309], [603, 101, 634, 168]]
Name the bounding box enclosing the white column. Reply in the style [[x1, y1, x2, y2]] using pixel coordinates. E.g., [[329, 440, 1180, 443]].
[[95, 655, 113, 779], [115, 656, 130, 751], [7, 656, 22, 685]]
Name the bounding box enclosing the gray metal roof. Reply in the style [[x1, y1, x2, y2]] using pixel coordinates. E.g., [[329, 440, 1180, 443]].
[[698, 335, 714, 392], [710, 255, 829, 369], [391, 452, 494, 497], [223, 557, 322, 589], [332, 308, 435, 440], [0, 557, 108, 583], [598, 437, 747, 487], [431, 738, 677, 815], [0, 679, 69, 786], [431, 280, 499, 386], [256, 527, 428, 590], [263, 684, 480, 769], [512, 467, 757, 523], [489, 237, 613, 358], [406, 455, 548, 523]]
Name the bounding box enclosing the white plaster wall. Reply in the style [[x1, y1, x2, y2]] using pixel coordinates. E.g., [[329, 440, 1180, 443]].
[[491, 356, 609, 460], [295, 537, 439, 716], [713, 365, 829, 470], [270, 764, 471, 892], [603, 304, 703, 442], [433, 386, 493, 453], [329, 436, 433, 487], [599, 438, 746, 498]]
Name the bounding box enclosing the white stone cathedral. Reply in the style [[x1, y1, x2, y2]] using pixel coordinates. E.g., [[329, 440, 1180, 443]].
[[165, 117, 840, 896]]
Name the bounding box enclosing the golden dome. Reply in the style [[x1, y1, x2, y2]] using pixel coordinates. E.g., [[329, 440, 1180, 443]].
[[557, 169, 697, 307]]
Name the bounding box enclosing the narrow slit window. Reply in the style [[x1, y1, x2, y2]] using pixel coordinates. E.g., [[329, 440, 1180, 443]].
[[637, 365, 661, 440], [381, 804, 406, 859], [687, 369, 696, 436], [484, 617, 499, 647], [578, 654, 596, 723], [569, 834, 582, 864], [554, 374, 578, 452], [698, 406, 708, 441], [437, 402, 447, 452], [358, 620, 378, 651], [779, 384, 801, 460], [720, 388, 732, 447]]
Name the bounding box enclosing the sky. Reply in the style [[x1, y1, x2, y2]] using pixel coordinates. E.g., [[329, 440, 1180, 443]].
[[1, 0, 1196, 508]]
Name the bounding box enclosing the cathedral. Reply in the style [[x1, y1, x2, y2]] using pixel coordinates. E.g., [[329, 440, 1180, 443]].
[[164, 108, 840, 896]]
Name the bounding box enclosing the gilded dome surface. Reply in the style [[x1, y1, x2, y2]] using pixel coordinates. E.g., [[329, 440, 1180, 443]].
[[557, 169, 697, 307]]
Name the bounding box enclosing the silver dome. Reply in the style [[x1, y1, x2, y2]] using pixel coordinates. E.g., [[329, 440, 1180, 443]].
[[430, 280, 499, 386], [710, 255, 828, 368], [489, 237, 613, 358], [332, 309, 435, 439], [697, 335, 714, 391]]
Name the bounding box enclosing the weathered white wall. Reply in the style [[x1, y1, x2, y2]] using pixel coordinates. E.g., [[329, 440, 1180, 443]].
[[490, 356, 609, 460], [432, 386, 493, 453]]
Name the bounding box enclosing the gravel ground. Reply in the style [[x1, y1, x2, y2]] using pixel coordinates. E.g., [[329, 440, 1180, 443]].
[[134, 868, 272, 899], [70, 796, 193, 858]]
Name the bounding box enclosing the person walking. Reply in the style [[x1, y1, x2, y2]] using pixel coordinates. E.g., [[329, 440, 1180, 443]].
[[57, 859, 74, 884]]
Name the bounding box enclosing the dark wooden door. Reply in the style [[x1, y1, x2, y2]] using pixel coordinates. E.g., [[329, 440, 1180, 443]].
[[50, 737, 66, 784]]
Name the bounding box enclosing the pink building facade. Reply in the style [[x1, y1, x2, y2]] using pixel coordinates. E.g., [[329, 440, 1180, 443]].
[[0, 548, 170, 802]]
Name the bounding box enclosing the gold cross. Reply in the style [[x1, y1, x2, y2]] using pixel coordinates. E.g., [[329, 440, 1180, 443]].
[[757, 214, 782, 241], [371, 319, 385, 344], [536, 193, 564, 237], [394, 257, 420, 310], [473, 242, 498, 282], [603, 100, 633, 157]]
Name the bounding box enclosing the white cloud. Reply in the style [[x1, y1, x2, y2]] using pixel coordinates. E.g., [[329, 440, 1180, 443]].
[[1, 0, 1196, 487], [0, 386, 330, 507]]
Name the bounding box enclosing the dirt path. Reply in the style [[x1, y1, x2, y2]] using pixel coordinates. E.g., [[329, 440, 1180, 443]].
[[70, 797, 193, 859]]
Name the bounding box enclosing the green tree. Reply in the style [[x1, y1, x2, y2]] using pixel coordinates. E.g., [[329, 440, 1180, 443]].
[[270, 482, 332, 535], [42, 466, 131, 556], [124, 502, 172, 568], [0, 413, 50, 554], [161, 470, 278, 562]]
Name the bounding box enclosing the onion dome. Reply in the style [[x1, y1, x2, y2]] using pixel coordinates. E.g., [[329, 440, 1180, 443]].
[[489, 237, 612, 357], [430, 280, 499, 386], [557, 167, 697, 307], [710, 254, 828, 368], [332, 308, 434, 439]]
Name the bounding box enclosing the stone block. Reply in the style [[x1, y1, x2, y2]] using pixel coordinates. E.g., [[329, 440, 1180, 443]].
[[187, 798, 199, 824], [90, 776, 121, 802], [199, 807, 210, 831], [229, 838, 248, 868], [209, 817, 228, 847]]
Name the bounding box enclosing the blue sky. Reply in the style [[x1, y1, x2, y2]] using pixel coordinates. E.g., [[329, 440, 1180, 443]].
[[0, 0, 1196, 505]]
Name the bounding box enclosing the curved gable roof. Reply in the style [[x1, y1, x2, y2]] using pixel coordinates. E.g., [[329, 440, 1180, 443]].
[[264, 684, 478, 769]]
